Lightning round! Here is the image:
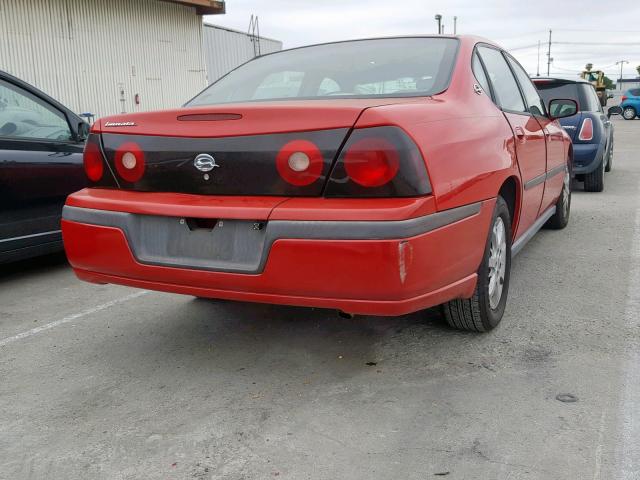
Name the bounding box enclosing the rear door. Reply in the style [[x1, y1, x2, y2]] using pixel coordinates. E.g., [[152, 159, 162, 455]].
[[506, 55, 566, 214], [477, 46, 547, 238], [0, 77, 85, 255]]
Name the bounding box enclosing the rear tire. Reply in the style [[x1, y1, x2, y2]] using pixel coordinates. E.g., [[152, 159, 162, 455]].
[[545, 165, 571, 229], [442, 196, 511, 332], [584, 157, 605, 192], [623, 107, 637, 120]]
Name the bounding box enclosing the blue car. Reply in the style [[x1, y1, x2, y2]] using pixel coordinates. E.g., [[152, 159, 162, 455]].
[[620, 88, 640, 120], [533, 78, 618, 192]]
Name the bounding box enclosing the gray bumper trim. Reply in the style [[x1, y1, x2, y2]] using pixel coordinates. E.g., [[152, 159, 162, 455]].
[[63, 201, 482, 274]]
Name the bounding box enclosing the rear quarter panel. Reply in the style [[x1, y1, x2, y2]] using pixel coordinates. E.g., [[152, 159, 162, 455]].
[[354, 91, 520, 214]]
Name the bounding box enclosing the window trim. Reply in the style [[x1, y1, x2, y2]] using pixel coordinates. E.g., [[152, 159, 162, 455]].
[[503, 51, 548, 118], [475, 43, 530, 117], [471, 48, 495, 102], [0, 77, 76, 144]]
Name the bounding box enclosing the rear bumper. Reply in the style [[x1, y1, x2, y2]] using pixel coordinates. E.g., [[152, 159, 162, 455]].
[[572, 142, 604, 174], [62, 191, 494, 316]]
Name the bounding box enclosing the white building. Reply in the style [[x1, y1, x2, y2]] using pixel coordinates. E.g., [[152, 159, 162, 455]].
[[0, 0, 281, 119], [203, 23, 283, 83]]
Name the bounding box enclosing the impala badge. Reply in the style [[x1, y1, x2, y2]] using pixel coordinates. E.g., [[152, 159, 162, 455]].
[[194, 154, 220, 172], [473, 84, 483, 95]]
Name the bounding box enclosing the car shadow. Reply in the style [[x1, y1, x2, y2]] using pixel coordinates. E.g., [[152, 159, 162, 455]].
[[114, 296, 464, 382], [0, 252, 70, 285]]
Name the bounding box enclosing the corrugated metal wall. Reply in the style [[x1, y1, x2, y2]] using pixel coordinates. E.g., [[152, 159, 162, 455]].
[[0, 0, 208, 117], [203, 24, 283, 83]]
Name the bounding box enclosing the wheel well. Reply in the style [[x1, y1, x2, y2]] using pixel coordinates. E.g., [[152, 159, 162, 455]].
[[498, 177, 519, 234]]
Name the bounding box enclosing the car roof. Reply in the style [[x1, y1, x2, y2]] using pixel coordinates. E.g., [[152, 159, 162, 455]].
[[257, 34, 497, 58], [532, 77, 592, 86]]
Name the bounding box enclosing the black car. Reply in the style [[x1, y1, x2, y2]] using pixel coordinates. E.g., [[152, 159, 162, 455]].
[[0, 70, 89, 263], [533, 78, 620, 192]]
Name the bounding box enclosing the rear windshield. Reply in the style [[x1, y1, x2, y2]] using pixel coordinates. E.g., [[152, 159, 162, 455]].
[[535, 81, 600, 112], [188, 38, 459, 106], [535, 82, 580, 106]]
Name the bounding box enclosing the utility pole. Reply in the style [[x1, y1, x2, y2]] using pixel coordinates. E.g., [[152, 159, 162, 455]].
[[435, 14, 442, 34], [453, 16, 457, 34], [616, 60, 629, 91], [546, 29, 552, 76], [536, 40, 541, 77]]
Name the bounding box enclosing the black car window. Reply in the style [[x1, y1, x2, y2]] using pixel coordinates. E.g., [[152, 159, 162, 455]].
[[580, 84, 602, 112], [535, 82, 581, 110], [505, 55, 546, 116], [0, 79, 72, 141], [477, 46, 526, 113], [630, 88, 640, 96], [472, 52, 491, 96]]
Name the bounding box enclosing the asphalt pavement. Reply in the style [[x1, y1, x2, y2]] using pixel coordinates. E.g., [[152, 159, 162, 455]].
[[1, 116, 638, 479]]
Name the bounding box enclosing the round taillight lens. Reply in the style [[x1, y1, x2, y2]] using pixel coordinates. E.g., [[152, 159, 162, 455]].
[[276, 140, 323, 186], [115, 142, 145, 183], [83, 141, 103, 182], [343, 137, 400, 187]]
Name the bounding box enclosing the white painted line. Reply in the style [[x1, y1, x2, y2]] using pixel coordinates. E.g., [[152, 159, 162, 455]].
[[619, 193, 640, 479], [0, 291, 148, 347]]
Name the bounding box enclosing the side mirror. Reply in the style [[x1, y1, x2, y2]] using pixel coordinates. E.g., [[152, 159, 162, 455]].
[[607, 106, 622, 118], [548, 99, 578, 120], [76, 121, 90, 141]]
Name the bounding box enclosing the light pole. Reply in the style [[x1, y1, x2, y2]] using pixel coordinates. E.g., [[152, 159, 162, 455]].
[[546, 29, 552, 76], [454, 16, 457, 34], [435, 14, 442, 34], [616, 60, 629, 91]]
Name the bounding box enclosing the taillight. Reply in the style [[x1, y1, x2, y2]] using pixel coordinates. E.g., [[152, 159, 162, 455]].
[[622, 95, 628, 102], [578, 118, 594, 141], [343, 137, 400, 187], [83, 135, 104, 182], [324, 126, 431, 197], [115, 142, 145, 183], [276, 139, 324, 186]]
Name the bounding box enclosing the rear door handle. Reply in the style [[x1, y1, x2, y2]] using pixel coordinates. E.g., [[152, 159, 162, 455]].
[[514, 126, 526, 141]]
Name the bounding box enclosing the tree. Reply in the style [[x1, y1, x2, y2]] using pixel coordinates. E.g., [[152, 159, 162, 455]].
[[603, 76, 614, 89], [636, 65, 640, 77]]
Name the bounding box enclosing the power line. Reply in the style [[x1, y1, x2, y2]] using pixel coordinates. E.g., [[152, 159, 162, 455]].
[[555, 41, 640, 46]]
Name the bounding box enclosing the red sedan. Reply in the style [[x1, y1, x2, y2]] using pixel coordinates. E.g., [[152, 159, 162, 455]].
[[63, 36, 576, 332]]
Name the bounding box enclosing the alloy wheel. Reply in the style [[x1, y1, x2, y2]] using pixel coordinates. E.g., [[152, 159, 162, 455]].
[[562, 169, 570, 218], [488, 217, 507, 310]]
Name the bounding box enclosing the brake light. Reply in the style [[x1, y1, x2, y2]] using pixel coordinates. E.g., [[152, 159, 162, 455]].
[[622, 95, 628, 102], [325, 126, 431, 197], [115, 142, 145, 183], [343, 137, 400, 187], [578, 118, 594, 141], [83, 136, 104, 182], [276, 139, 324, 186]]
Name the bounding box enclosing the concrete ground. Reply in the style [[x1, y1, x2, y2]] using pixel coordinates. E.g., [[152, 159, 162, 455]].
[[1, 117, 638, 480]]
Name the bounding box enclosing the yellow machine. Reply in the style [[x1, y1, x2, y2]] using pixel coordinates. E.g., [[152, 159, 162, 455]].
[[580, 70, 608, 106]]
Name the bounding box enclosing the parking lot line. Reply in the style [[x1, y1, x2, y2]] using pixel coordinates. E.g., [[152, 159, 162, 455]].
[[619, 187, 640, 480], [0, 290, 148, 347]]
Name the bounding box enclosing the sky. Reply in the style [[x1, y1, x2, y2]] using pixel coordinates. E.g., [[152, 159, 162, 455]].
[[205, 0, 640, 81]]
